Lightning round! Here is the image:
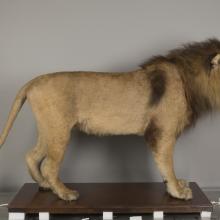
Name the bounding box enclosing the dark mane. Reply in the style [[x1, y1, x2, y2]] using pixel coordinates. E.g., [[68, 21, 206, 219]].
[[141, 38, 220, 125], [141, 38, 220, 72]]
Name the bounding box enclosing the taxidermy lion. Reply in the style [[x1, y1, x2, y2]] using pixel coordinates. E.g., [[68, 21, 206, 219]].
[[1, 38, 220, 201]]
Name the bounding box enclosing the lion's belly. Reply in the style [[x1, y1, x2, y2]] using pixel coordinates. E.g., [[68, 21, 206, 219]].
[[78, 115, 147, 135], [77, 101, 149, 136]]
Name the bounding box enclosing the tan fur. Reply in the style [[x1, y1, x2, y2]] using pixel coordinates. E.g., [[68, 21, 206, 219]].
[[1, 39, 220, 201]]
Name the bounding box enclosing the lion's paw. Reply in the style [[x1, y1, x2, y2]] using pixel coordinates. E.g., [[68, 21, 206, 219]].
[[178, 185, 192, 200], [58, 189, 80, 201], [167, 180, 192, 200]]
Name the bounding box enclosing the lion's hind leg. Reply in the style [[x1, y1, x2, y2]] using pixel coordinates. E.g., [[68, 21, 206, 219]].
[[40, 124, 79, 201], [27, 88, 79, 200], [25, 135, 50, 189]]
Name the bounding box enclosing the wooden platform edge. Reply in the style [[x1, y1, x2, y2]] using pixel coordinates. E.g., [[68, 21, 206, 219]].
[[8, 182, 213, 214]]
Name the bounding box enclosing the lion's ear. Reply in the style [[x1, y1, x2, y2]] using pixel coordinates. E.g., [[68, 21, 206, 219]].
[[211, 53, 220, 70]]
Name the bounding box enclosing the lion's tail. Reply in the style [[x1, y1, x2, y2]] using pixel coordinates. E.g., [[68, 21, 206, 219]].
[[0, 81, 31, 148]]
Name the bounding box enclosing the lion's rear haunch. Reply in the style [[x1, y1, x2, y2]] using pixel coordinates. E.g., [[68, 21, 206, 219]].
[[1, 38, 220, 201]]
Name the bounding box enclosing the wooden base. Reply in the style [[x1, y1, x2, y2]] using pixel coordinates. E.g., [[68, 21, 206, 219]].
[[8, 182, 212, 215]]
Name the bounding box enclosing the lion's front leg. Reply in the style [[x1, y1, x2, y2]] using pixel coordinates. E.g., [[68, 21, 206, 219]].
[[145, 123, 192, 200], [153, 140, 192, 200]]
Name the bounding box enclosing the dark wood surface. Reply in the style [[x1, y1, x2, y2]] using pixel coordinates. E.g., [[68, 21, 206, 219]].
[[8, 182, 212, 214]]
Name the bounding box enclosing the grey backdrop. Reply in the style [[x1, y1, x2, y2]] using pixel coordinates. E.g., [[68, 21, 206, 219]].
[[0, 0, 220, 192]]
